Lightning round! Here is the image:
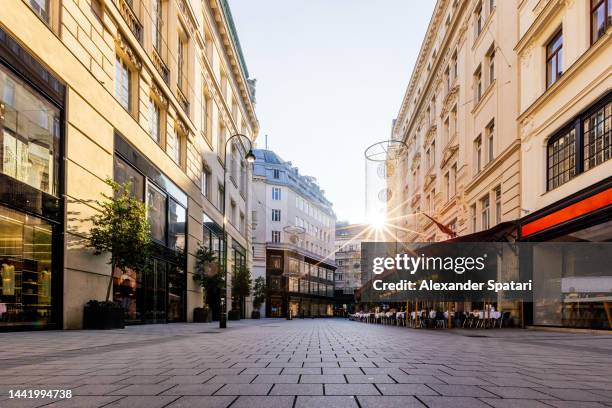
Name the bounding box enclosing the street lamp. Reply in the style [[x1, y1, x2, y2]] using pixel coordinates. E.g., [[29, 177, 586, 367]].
[[219, 133, 255, 329]]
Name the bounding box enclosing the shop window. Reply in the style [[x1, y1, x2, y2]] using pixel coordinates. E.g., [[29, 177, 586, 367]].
[[547, 128, 576, 190], [113, 156, 145, 201], [591, 0, 611, 44], [0, 65, 60, 195], [147, 182, 167, 243], [168, 199, 186, 251], [546, 30, 563, 89], [0, 206, 54, 327]]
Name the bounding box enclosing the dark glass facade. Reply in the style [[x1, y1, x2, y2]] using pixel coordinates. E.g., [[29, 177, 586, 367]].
[[0, 27, 65, 331], [113, 134, 187, 324], [265, 249, 335, 318], [521, 178, 612, 330]]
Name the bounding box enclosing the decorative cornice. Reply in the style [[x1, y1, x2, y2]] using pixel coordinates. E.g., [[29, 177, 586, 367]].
[[411, 152, 422, 171], [174, 116, 190, 139], [441, 84, 459, 118], [440, 144, 459, 168], [423, 124, 437, 147], [114, 32, 141, 71], [149, 82, 168, 108]]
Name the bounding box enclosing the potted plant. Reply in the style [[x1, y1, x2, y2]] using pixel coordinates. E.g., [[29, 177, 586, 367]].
[[251, 276, 266, 319], [85, 179, 151, 329], [193, 243, 221, 322], [231, 265, 252, 319]]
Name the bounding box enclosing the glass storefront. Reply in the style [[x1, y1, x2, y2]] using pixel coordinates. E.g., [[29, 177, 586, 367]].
[[0, 206, 53, 326], [0, 29, 65, 330], [0, 62, 60, 196], [533, 222, 612, 329], [113, 140, 187, 324]]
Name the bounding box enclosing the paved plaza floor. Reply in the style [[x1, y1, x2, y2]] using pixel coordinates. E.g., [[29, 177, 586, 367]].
[[1, 319, 612, 408]]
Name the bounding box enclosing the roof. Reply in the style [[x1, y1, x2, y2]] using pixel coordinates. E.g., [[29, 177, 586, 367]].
[[253, 149, 284, 165]]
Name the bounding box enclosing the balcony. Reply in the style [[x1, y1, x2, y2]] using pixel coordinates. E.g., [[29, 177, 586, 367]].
[[115, 0, 143, 43], [152, 48, 170, 85]]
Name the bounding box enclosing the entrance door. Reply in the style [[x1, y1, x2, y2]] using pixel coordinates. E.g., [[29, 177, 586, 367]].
[[144, 259, 166, 323]]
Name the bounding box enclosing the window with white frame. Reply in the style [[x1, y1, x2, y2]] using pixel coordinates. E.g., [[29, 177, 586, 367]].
[[486, 120, 495, 163], [474, 135, 482, 173], [271, 230, 281, 243], [271, 209, 281, 222], [474, 64, 482, 103], [115, 56, 132, 112], [272, 187, 281, 200], [494, 185, 501, 224], [481, 194, 490, 230]]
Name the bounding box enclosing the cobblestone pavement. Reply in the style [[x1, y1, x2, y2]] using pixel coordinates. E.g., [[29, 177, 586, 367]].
[[1, 319, 612, 408]]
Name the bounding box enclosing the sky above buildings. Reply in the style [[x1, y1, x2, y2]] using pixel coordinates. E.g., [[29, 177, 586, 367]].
[[229, 0, 436, 224]]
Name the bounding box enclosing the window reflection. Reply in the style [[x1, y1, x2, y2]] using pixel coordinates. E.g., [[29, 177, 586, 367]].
[[168, 199, 186, 250], [147, 182, 167, 243], [1, 65, 60, 195]]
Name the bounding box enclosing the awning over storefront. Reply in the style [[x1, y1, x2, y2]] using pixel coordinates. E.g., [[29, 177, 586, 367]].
[[520, 177, 612, 241], [444, 221, 518, 243]]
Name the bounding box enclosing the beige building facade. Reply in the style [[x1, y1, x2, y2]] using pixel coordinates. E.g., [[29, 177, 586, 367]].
[[0, 0, 258, 330], [516, 0, 611, 330], [389, 0, 521, 243], [517, 0, 611, 217]]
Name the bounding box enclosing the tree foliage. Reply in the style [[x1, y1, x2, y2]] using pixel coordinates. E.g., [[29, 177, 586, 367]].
[[87, 178, 151, 301], [252, 276, 266, 309], [232, 265, 252, 300], [193, 242, 223, 291]]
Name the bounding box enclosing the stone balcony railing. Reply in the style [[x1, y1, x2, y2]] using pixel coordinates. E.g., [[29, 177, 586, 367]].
[[115, 0, 143, 43]]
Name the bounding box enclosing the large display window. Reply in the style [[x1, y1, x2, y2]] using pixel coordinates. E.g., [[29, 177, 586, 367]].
[[0, 65, 60, 196], [112, 150, 187, 323], [0, 206, 53, 326]]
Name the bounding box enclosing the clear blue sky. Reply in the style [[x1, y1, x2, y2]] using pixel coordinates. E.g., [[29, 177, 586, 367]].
[[228, 0, 436, 223]]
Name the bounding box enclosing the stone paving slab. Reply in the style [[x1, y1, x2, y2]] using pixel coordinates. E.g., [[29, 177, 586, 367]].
[[0, 319, 611, 407]]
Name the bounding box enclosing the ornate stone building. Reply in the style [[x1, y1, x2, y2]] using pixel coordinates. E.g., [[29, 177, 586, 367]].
[[0, 0, 258, 329], [388, 0, 521, 242]]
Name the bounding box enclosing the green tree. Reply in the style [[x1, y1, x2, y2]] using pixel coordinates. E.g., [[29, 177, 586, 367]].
[[252, 276, 266, 311], [232, 265, 252, 315], [193, 242, 223, 306], [87, 179, 151, 302]]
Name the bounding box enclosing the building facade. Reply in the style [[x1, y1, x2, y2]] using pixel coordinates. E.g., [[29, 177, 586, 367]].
[[0, 0, 258, 330], [251, 149, 336, 318], [334, 222, 370, 314], [387, 0, 611, 329], [388, 0, 521, 243], [516, 0, 611, 329]]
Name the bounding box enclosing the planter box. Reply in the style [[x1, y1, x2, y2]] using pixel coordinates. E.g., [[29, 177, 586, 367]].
[[193, 308, 211, 323], [251, 310, 261, 319], [228, 309, 241, 320], [83, 302, 125, 330]]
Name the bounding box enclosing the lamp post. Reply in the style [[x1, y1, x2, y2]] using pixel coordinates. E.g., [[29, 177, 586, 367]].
[[219, 134, 256, 329]]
